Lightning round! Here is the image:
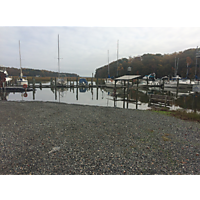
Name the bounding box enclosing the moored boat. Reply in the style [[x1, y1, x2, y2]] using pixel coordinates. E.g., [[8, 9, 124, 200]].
[[138, 73, 161, 87], [105, 78, 123, 88], [16, 41, 28, 86], [163, 75, 197, 89], [0, 67, 12, 83]]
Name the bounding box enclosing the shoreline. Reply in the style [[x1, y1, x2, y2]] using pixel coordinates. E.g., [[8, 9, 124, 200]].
[[0, 101, 199, 175]]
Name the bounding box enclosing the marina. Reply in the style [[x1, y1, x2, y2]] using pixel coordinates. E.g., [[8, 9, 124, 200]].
[[1, 27, 200, 179], [1, 34, 200, 113], [1, 36, 200, 113], [1, 78, 200, 113]]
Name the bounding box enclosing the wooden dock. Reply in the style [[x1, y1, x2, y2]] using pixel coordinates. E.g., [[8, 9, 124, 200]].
[[148, 94, 174, 107], [0, 83, 122, 93], [0, 86, 33, 92], [29, 84, 108, 89]]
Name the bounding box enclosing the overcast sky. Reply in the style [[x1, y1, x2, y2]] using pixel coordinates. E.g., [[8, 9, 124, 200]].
[[1, 1, 200, 77]]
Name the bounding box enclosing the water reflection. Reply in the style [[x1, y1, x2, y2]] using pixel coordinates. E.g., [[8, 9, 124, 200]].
[[2, 82, 200, 113]]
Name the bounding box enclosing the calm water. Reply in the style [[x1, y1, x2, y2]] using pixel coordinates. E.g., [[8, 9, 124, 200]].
[[1, 81, 200, 112]]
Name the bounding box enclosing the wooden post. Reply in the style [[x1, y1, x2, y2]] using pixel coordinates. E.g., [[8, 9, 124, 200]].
[[55, 77, 57, 87], [127, 80, 129, 109], [40, 82, 42, 90], [123, 80, 125, 109], [76, 77, 78, 86], [97, 77, 98, 87], [55, 87, 57, 100], [3, 82, 6, 93], [194, 92, 197, 113], [164, 96, 167, 107], [92, 73, 93, 86], [32, 78, 35, 89], [136, 78, 139, 109], [162, 79, 165, 89], [176, 78, 179, 98], [33, 88, 35, 100], [50, 78, 53, 86], [114, 80, 117, 107], [148, 94, 151, 107], [96, 87, 98, 100], [76, 87, 78, 100]]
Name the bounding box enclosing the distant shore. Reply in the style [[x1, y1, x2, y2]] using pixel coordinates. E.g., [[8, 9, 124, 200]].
[[0, 101, 199, 175]]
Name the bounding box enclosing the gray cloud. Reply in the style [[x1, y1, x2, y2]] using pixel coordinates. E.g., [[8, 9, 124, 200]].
[[0, 27, 200, 76]]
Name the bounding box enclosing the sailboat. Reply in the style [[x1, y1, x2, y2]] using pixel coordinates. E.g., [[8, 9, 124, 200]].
[[105, 45, 123, 88], [56, 34, 67, 86], [17, 40, 28, 86], [164, 58, 197, 89], [0, 66, 12, 83]]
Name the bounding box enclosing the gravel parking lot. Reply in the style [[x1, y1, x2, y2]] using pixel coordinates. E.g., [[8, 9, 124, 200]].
[[0, 101, 199, 175]]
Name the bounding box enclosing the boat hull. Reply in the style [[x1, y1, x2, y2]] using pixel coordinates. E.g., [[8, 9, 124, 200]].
[[163, 82, 194, 89], [6, 77, 12, 82], [17, 79, 28, 86], [105, 82, 123, 88]]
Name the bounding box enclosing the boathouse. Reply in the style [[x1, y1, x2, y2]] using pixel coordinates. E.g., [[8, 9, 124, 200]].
[[114, 75, 141, 87]]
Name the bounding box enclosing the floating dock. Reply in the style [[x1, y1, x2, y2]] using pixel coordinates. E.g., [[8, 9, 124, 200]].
[[0, 86, 33, 92]]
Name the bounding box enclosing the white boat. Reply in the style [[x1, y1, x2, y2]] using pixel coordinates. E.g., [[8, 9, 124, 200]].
[[139, 80, 161, 87], [105, 78, 123, 88], [17, 76, 28, 86], [105, 49, 123, 88], [0, 67, 12, 83], [163, 59, 198, 89], [56, 77, 68, 86], [163, 75, 197, 89], [17, 41, 28, 86], [138, 73, 161, 87]]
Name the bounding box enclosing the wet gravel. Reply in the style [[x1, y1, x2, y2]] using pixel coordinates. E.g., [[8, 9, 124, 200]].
[[0, 101, 200, 175]]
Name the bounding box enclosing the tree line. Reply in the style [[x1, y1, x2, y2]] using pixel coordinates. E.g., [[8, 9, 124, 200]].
[[95, 48, 200, 79], [0, 66, 79, 77]]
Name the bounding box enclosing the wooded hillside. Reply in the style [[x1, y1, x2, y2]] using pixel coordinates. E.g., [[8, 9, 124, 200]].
[[95, 48, 200, 79], [0, 67, 79, 77]]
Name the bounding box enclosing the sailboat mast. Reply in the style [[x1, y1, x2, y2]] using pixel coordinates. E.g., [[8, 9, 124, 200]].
[[174, 57, 176, 77], [117, 40, 119, 77], [58, 34, 60, 78], [195, 46, 198, 78], [108, 50, 109, 77], [19, 40, 22, 78]]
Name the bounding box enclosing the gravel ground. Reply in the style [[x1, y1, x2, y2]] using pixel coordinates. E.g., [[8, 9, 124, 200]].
[[0, 101, 200, 175]]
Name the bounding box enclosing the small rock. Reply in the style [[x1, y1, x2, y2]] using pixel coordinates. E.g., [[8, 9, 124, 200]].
[[49, 147, 60, 154]]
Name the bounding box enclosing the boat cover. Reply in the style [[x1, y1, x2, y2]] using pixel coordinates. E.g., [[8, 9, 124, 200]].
[[79, 78, 88, 85]]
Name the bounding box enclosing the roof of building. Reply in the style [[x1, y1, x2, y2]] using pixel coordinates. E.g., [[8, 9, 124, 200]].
[[115, 75, 141, 81]]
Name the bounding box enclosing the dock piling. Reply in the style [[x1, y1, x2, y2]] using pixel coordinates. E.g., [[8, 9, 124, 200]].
[[91, 73, 93, 87], [32, 78, 35, 89], [176, 78, 179, 98], [55, 77, 57, 87]]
